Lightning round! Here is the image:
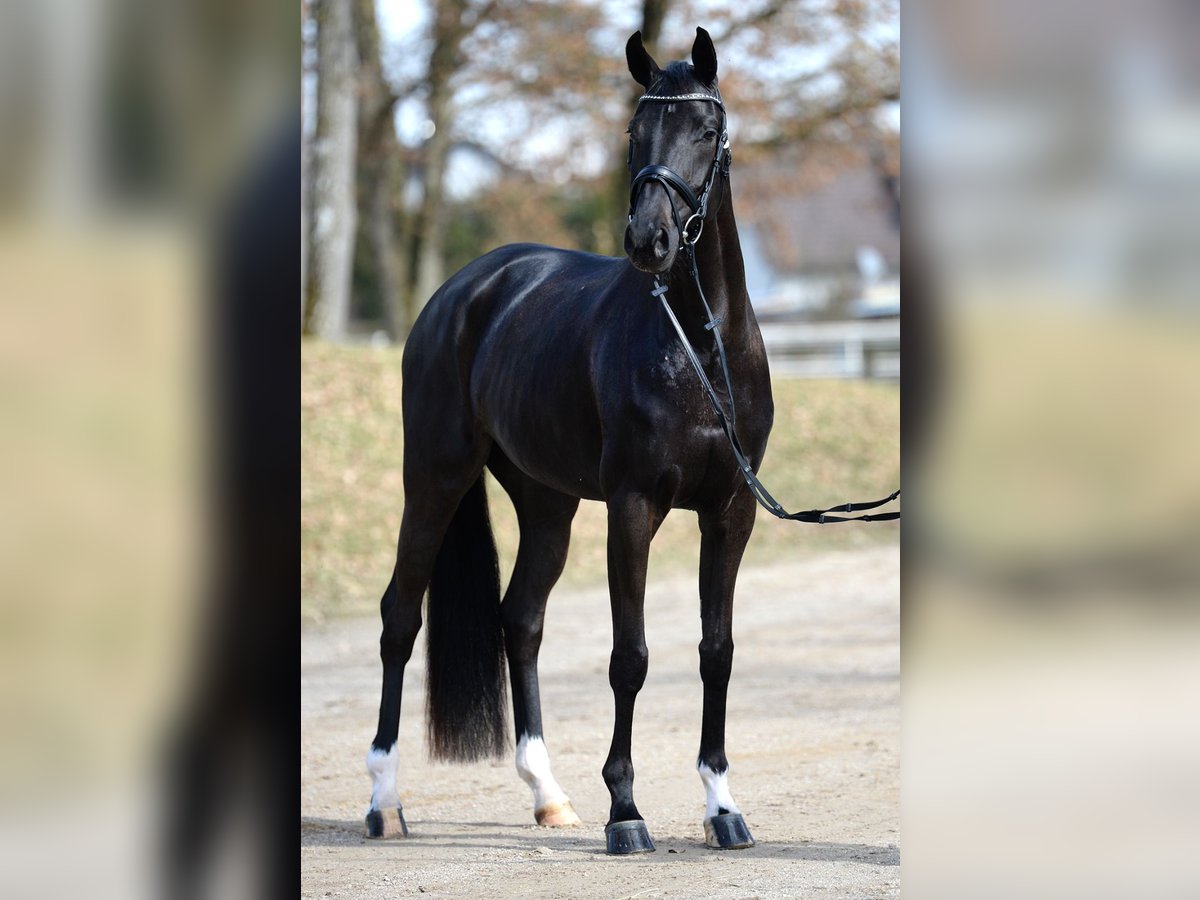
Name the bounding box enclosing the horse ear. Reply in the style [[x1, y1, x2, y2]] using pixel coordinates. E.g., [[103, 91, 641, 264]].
[[626, 31, 661, 88], [691, 26, 718, 86]]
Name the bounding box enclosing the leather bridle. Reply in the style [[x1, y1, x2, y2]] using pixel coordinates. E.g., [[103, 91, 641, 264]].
[[627, 89, 731, 247], [628, 85, 900, 525]]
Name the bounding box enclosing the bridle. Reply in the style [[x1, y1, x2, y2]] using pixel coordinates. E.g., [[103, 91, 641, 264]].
[[627, 88, 731, 247], [628, 83, 900, 525]]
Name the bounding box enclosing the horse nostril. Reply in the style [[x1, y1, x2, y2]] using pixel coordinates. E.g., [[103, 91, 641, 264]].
[[653, 227, 669, 260]]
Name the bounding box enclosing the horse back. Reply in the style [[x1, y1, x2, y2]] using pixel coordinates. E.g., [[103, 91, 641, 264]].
[[404, 243, 628, 499]]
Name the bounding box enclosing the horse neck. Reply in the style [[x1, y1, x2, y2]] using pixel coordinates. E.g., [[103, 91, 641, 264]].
[[669, 194, 750, 343]]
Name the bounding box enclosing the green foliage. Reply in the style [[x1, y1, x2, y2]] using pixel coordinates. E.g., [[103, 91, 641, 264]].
[[560, 184, 617, 254], [301, 339, 899, 625], [350, 220, 385, 322], [443, 204, 495, 276], [442, 175, 616, 272]]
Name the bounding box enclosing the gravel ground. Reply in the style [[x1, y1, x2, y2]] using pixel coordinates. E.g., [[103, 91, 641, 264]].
[[302, 545, 899, 899]]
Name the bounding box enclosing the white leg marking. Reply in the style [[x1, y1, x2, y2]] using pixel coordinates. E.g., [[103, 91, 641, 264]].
[[698, 762, 741, 819], [515, 734, 569, 811], [366, 744, 401, 812]]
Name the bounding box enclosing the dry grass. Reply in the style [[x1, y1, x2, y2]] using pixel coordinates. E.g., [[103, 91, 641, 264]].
[[302, 339, 899, 624]]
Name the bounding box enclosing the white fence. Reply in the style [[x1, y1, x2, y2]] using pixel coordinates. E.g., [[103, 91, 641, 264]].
[[758, 318, 900, 379]]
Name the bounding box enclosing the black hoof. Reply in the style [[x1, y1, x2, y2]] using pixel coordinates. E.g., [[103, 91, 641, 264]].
[[365, 806, 408, 839], [605, 819, 656, 854], [704, 812, 754, 849]]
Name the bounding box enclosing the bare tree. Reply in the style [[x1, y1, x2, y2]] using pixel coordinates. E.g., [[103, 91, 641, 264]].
[[358, 0, 897, 330], [399, 0, 621, 307], [303, 0, 359, 339]]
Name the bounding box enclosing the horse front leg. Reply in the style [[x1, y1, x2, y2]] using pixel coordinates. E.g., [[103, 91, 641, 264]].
[[696, 491, 757, 849], [601, 491, 660, 854]]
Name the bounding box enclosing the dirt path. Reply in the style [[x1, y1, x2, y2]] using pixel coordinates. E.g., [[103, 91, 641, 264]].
[[302, 546, 899, 899]]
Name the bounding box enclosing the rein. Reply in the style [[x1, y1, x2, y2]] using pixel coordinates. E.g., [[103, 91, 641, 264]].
[[632, 86, 900, 524]]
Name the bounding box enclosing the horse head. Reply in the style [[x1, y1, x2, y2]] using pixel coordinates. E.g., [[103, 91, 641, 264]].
[[624, 27, 728, 275]]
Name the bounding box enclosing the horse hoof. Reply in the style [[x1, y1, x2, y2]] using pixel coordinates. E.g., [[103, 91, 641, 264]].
[[365, 806, 409, 839], [605, 819, 656, 854], [704, 812, 754, 850], [535, 800, 582, 827]]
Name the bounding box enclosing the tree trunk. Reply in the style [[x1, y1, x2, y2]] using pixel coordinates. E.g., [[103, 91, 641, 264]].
[[363, 160, 409, 336], [641, 0, 668, 50], [409, 0, 467, 315], [412, 106, 451, 307], [355, 0, 409, 338], [303, 0, 359, 339]]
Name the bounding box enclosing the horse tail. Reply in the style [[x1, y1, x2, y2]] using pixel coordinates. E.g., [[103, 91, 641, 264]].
[[425, 475, 509, 762]]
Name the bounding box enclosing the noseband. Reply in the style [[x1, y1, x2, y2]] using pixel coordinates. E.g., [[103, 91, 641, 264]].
[[628, 89, 732, 246]]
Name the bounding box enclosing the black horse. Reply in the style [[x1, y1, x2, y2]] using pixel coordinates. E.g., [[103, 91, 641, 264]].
[[365, 27, 772, 854]]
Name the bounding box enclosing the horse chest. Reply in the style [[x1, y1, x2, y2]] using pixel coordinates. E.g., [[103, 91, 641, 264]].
[[605, 344, 770, 506], [644, 343, 768, 438]]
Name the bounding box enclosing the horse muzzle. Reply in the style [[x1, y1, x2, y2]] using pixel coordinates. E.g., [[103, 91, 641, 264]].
[[624, 217, 678, 274]]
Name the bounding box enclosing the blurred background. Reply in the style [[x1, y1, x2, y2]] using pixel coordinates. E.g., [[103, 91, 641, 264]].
[[904, 1, 1200, 898], [0, 0, 298, 897], [300, 0, 899, 343]]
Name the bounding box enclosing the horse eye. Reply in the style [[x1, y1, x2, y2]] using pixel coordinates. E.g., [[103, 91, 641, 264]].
[[702, 130, 717, 142]]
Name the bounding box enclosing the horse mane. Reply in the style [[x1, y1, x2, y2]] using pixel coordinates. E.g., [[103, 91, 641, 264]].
[[648, 60, 718, 96]]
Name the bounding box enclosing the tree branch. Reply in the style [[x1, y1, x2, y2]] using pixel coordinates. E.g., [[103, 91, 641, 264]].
[[711, 0, 789, 44], [463, 0, 500, 31], [743, 82, 899, 149]]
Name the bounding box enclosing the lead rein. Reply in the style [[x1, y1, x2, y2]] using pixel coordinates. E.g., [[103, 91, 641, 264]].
[[654, 261, 900, 524]]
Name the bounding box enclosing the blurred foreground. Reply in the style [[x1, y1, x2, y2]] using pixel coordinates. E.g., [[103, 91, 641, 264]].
[[905, 0, 1200, 897], [1, 0, 297, 897]]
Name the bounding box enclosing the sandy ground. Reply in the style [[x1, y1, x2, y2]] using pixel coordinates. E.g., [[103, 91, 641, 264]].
[[301, 545, 899, 899]]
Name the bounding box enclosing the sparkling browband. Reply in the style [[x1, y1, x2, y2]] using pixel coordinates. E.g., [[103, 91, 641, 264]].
[[638, 92, 724, 105]]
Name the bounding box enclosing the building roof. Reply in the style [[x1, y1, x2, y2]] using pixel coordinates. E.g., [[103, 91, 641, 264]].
[[737, 143, 900, 275]]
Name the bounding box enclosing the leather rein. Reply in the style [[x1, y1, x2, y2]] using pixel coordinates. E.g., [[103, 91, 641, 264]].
[[629, 87, 900, 524]]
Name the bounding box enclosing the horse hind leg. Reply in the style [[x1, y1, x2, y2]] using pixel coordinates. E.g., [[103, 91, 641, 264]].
[[366, 571, 408, 838], [490, 452, 582, 827], [366, 441, 491, 838]]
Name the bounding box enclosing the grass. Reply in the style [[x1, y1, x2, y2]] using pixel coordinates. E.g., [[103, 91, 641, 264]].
[[302, 339, 899, 625]]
